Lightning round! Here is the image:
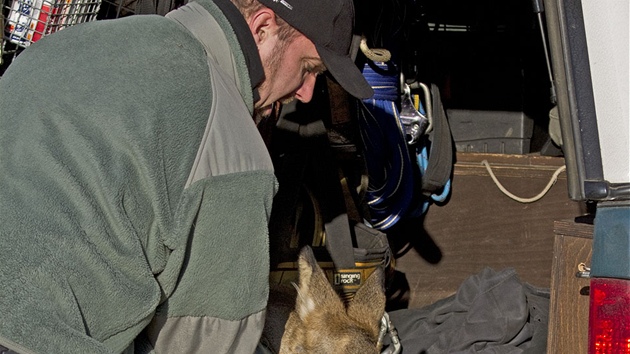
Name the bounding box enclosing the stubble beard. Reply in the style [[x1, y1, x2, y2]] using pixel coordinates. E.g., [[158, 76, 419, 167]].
[[254, 38, 294, 119]]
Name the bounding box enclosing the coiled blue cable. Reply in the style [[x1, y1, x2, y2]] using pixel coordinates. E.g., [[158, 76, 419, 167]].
[[359, 61, 415, 230], [359, 61, 452, 229]]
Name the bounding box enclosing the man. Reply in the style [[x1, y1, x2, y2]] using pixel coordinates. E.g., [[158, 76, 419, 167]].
[[0, 0, 373, 351]]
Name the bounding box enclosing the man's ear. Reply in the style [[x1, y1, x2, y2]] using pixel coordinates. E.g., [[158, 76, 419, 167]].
[[247, 8, 278, 46]]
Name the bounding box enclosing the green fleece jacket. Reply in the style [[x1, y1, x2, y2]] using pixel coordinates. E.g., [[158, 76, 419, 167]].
[[0, 0, 277, 352]]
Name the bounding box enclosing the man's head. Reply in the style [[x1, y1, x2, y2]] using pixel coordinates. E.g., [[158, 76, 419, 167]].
[[231, 0, 373, 117]]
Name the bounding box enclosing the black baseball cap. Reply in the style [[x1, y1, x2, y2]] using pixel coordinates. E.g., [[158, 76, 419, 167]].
[[258, 0, 374, 99]]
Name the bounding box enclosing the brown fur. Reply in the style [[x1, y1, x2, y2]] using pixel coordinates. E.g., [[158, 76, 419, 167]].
[[279, 246, 386, 354]]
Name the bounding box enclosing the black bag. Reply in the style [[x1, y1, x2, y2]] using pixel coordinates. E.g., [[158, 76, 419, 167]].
[[268, 81, 393, 300]]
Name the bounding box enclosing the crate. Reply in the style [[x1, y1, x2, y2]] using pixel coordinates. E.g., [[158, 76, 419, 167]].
[[447, 109, 534, 155], [1, 0, 100, 71]]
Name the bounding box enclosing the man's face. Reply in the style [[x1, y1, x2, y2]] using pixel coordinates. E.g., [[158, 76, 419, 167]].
[[255, 32, 326, 117]]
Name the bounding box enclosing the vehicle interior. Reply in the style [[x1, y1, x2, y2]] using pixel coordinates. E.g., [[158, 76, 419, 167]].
[[2, 0, 627, 352]]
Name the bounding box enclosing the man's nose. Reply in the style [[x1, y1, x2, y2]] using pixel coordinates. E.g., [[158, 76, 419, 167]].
[[294, 74, 317, 103]]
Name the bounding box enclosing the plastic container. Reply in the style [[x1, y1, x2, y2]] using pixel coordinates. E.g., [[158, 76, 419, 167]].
[[446, 109, 534, 154]]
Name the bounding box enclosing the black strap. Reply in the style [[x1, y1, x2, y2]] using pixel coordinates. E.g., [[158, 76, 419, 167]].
[[323, 214, 356, 269], [317, 140, 357, 270], [269, 76, 366, 270], [421, 84, 454, 196], [269, 133, 357, 270]]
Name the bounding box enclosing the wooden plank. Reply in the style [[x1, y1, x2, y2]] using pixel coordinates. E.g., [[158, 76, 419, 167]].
[[455, 163, 568, 180], [456, 152, 568, 167], [554, 218, 594, 239], [547, 223, 592, 354], [388, 152, 585, 310]]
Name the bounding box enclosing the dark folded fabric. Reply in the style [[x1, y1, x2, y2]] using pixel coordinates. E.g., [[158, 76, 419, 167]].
[[384, 268, 549, 354]]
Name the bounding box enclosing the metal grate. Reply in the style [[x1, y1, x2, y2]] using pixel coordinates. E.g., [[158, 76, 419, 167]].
[[1, 0, 101, 73], [96, 0, 139, 20], [1, 0, 182, 75]]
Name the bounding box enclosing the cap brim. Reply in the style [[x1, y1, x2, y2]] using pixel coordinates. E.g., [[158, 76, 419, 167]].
[[317, 45, 374, 99]]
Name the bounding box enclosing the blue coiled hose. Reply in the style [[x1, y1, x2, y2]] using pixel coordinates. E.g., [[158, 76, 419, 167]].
[[358, 61, 451, 229], [358, 61, 415, 230]]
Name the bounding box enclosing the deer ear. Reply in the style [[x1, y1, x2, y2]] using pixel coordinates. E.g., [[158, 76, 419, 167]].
[[293, 246, 344, 320], [347, 268, 386, 335], [293, 246, 317, 319]]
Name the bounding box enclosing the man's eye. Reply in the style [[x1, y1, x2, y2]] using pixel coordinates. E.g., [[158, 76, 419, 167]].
[[304, 63, 325, 76], [305, 66, 317, 75]]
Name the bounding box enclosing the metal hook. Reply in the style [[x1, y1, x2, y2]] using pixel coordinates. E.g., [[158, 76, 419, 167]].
[[398, 83, 428, 145], [378, 313, 402, 354]]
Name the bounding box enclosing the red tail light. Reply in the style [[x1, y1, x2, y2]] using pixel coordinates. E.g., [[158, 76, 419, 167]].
[[589, 278, 630, 354]]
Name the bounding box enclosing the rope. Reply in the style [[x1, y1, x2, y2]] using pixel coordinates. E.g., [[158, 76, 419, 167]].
[[481, 160, 567, 203], [359, 36, 392, 63]]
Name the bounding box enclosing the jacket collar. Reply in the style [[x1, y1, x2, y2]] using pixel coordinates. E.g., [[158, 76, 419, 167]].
[[166, 0, 264, 111], [211, 0, 264, 103]]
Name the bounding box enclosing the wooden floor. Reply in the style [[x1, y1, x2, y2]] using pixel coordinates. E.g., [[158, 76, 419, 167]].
[[384, 152, 588, 310]]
